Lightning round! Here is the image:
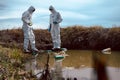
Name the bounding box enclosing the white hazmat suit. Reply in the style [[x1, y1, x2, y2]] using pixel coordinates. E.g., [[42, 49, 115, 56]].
[[49, 6, 63, 49], [22, 6, 38, 52]]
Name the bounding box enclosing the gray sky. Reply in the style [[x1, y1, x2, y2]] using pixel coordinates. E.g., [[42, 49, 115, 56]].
[[0, 0, 120, 30]]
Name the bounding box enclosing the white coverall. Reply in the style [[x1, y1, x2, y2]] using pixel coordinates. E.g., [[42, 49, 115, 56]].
[[22, 6, 38, 52], [49, 6, 63, 49]]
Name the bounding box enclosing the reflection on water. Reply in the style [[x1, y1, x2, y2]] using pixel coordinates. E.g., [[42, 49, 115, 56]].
[[63, 50, 120, 68], [25, 50, 120, 79]]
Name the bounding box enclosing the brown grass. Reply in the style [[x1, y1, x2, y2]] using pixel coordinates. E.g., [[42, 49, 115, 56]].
[[0, 25, 120, 50]]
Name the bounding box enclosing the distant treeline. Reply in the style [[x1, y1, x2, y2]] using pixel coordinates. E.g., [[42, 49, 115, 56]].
[[0, 26, 120, 50]]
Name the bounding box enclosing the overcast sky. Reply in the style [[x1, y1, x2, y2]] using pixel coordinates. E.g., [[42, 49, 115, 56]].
[[0, 0, 120, 30]]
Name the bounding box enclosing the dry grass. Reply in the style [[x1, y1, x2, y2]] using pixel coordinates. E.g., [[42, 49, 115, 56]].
[[0, 26, 120, 50]]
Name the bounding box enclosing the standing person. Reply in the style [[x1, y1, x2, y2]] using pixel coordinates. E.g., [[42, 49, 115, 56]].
[[22, 6, 38, 53], [49, 5, 63, 50]]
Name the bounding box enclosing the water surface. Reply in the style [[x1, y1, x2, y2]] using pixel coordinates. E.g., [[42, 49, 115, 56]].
[[25, 50, 120, 79], [40, 50, 120, 68]]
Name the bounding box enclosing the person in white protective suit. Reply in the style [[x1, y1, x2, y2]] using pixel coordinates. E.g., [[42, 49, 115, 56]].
[[49, 5, 63, 50], [22, 6, 38, 53]]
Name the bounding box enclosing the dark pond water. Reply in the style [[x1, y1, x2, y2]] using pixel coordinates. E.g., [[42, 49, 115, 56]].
[[25, 50, 120, 80]]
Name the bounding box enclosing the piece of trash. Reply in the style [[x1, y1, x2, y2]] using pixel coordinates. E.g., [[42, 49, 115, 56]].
[[18, 70, 27, 76], [54, 51, 69, 62], [34, 69, 43, 79], [61, 48, 67, 51], [54, 55, 64, 60], [81, 65, 85, 67], [102, 48, 111, 54]]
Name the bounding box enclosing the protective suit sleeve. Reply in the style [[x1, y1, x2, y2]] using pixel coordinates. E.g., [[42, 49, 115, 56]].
[[22, 12, 31, 24], [49, 14, 53, 24], [56, 12, 62, 23]]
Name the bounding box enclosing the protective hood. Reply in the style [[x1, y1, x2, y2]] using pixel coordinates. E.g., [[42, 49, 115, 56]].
[[49, 5, 56, 13], [28, 6, 35, 14]]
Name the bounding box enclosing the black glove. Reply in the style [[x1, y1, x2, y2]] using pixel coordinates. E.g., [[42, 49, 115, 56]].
[[48, 24, 51, 32], [53, 21, 58, 24]]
